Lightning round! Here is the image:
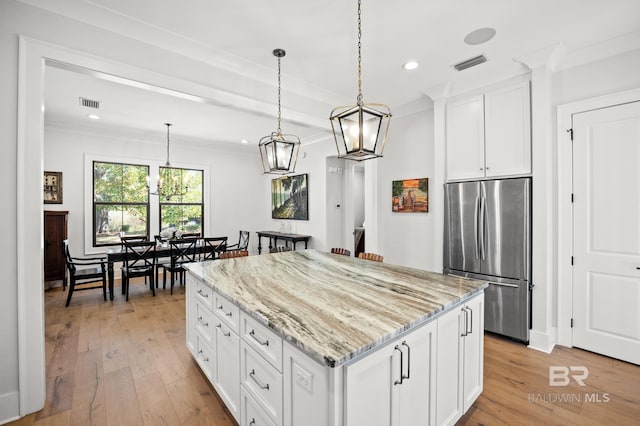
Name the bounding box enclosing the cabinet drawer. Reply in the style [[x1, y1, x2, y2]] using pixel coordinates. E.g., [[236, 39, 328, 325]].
[[241, 387, 277, 426], [241, 313, 283, 372], [195, 333, 214, 380], [195, 301, 215, 347], [215, 292, 240, 333], [195, 280, 214, 311], [241, 342, 283, 424]]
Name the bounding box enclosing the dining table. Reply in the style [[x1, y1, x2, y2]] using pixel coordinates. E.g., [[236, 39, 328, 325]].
[[104, 238, 224, 299]]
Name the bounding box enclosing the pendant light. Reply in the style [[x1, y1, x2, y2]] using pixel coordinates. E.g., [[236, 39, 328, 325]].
[[148, 123, 188, 199], [259, 49, 301, 174], [330, 0, 391, 161]]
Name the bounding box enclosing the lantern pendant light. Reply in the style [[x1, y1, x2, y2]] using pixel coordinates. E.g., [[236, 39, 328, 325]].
[[330, 0, 391, 161], [259, 49, 301, 174]]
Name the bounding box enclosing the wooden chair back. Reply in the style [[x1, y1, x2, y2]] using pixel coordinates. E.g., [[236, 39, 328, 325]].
[[123, 241, 157, 272], [201, 237, 228, 260], [169, 239, 198, 267], [331, 247, 351, 256], [219, 250, 249, 259], [358, 252, 384, 262], [228, 230, 250, 251]]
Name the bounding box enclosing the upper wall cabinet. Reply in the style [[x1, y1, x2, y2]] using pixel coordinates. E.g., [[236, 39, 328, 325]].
[[446, 81, 531, 181]]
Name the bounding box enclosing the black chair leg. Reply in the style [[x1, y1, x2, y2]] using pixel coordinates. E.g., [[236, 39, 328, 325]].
[[102, 276, 107, 301], [150, 273, 155, 297], [125, 278, 129, 302], [65, 279, 75, 307]]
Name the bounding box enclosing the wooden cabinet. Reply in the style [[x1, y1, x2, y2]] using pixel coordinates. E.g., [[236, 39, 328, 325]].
[[446, 81, 531, 181], [44, 210, 68, 284], [344, 320, 437, 426], [436, 293, 484, 426]]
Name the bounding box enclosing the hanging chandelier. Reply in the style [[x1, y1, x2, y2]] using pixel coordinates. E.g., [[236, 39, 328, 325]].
[[259, 49, 301, 174], [148, 123, 189, 200], [330, 0, 391, 161]]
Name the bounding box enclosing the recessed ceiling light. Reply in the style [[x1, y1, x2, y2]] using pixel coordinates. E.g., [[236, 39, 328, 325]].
[[464, 27, 496, 46], [402, 60, 419, 71], [88, 114, 100, 120], [241, 139, 249, 144]]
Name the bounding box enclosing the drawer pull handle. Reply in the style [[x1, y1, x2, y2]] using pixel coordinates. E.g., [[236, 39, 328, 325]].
[[198, 350, 209, 363], [197, 289, 209, 298], [197, 316, 208, 327], [217, 305, 233, 317], [249, 369, 270, 390], [249, 329, 269, 346], [249, 420, 255, 426], [216, 323, 231, 337]]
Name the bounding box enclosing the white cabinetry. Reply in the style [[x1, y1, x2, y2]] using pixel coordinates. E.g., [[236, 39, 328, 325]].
[[186, 274, 240, 422], [436, 293, 484, 426], [446, 81, 530, 180], [344, 320, 437, 426], [187, 271, 485, 426]]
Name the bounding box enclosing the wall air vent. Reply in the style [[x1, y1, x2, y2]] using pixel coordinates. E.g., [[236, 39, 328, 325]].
[[79, 97, 100, 109], [453, 54, 487, 71]]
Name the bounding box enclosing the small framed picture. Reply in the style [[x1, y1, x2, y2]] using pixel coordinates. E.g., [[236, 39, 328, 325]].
[[44, 171, 63, 204]]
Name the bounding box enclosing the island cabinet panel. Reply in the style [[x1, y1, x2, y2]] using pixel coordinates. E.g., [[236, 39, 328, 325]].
[[344, 320, 437, 426], [216, 321, 241, 417], [241, 387, 276, 426], [436, 293, 484, 426], [241, 313, 283, 372]]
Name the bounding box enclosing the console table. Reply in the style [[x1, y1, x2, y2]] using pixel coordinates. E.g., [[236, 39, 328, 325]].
[[256, 231, 311, 254]]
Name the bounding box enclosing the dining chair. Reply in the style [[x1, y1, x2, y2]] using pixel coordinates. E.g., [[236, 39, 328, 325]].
[[201, 236, 228, 261], [121, 240, 156, 301], [158, 238, 198, 294], [219, 250, 249, 259], [227, 230, 250, 251], [63, 239, 108, 307], [270, 246, 292, 253], [358, 252, 384, 262], [331, 247, 351, 256]]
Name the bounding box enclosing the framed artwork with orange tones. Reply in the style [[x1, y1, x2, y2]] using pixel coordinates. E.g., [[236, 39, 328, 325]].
[[392, 178, 428, 212]]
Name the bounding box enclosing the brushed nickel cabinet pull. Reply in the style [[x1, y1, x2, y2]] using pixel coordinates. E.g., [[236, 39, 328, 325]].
[[249, 329, 269, 346], [393, 345, 404, 385], [249, 369, 270, 390]]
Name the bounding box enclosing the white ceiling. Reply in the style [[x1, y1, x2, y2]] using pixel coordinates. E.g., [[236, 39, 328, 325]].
[[34, 0, 640, 146]]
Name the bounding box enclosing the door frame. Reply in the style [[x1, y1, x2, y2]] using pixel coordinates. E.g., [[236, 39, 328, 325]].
[[557, 87, 640, 347]]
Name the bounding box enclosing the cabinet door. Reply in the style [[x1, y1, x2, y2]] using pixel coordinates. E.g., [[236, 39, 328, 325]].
[[216, 322, 240, 419], [397, 321, 437, 426], [344, 341, 401, 426], [436, 306, 464, 426], [462, 294, 484, 409], [484, 81, 531, 177], [446, 95, 485, 181]]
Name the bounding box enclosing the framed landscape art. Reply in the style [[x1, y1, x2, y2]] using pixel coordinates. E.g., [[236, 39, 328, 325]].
[[392, 178, 428, 212], [272, 174, 308, 220]]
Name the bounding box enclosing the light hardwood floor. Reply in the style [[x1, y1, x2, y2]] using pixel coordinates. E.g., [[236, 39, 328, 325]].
[[9, 279, 640, 426]]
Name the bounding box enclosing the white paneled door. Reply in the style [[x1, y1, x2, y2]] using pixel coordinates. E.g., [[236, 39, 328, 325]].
[[573, 100, 640, 365]]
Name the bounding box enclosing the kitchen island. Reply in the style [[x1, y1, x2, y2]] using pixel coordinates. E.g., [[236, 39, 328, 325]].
[[185, 249, 487, 426]]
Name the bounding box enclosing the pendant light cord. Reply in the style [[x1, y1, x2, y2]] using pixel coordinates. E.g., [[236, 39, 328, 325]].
[[165, 123, 171, 166], [357, 0, 363, 106], [277, 55, 282, 136]]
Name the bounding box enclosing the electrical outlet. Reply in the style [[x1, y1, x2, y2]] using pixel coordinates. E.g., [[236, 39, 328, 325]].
[[293, 363, 313, 393]]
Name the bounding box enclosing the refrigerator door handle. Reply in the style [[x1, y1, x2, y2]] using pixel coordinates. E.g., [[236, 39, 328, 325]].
[[474, 196, 480, 260], [479, 195, 486, 261]]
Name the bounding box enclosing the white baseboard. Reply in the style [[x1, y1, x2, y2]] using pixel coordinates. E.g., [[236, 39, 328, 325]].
[[527, 327, 557, 354], [0, 391, 20, 426]]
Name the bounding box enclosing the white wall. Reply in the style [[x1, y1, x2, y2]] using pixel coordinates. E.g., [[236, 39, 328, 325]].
[[325, 156, 345, 250], [377, 109, 436, 270]]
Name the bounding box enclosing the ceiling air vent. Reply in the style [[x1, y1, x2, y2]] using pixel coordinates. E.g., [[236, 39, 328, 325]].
[[79, 97, 100, 109], [453, 54, 487, 72]]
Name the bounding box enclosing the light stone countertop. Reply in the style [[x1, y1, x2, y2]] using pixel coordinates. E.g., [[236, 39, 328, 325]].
[[186, 249, 487, 367]]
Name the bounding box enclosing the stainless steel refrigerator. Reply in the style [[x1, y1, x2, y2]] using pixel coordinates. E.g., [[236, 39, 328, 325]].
[[444, 177, 532, 343]]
